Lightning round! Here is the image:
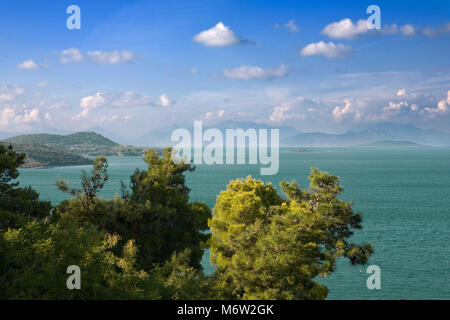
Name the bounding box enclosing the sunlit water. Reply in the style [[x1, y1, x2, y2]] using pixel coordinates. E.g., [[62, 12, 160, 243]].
[[17, 147, 450, 299]]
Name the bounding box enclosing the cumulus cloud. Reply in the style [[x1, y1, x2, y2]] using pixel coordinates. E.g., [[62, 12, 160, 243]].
[[284, 20, 300, 33], [204, 109, 225, 120], [268, 96, 315, 123], [322, 19, 368, 39], [301, 41, 352, 58], [0, 86, 24, 103], [154, 94, 174, 107], [332, 99, 365, 121], [60, 48, 83, 63], [223, 64, 288, 80], [0, 107, 41, 130], [111, 91, 151, 107], [397, 89, 406, 96], [80, 92, 106, 109], [76, 91, 173, 118], [424, 90, 450, 114], [87, 50, 135, 64], [422, 22, 450, 37], [401, 24, 416, 36], [322, 18, 420, 39], [193, 22, 241, 46], [274, 20, 300, 33], [17, 59, 39, 70], [270, 105, 306, 122], [384, 101, 409, 111]]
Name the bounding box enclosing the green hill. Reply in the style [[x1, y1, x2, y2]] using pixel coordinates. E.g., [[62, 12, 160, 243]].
[[3, 132, 145, 156], [0, 142, 93, 168], [358, 140, 425, 147]]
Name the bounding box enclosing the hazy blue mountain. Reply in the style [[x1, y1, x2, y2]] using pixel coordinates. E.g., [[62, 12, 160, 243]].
[[283, 122, 450, 147], [282, 131, 370, 147], [358, 140, 425, 147], [351, 122, 450, 146], [134, 121, 300, 147]]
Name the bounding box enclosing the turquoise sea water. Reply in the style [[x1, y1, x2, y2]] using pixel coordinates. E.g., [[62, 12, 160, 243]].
[[17, 148, 450, 299]]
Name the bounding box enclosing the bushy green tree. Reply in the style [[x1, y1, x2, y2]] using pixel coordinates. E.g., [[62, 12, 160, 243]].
[[0, 217, 164, 299], [0, 145, 51, 231], [53, 148, 211, 270], [209, 167, 373, 300]]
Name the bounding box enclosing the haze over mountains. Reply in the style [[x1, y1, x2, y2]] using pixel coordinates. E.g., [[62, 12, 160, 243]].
[[2, 122, 450, 149], [282, 122, 450, 147], [133, 121, 450, 147]]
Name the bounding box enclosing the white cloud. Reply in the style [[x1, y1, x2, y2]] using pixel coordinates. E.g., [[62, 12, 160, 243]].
[[384, 101, 409, 111], [193, 22, 241, 46], [270, 105, 306, 122], [73, 108, 90, 120], [17, 59, 39, 70], [87, 50, 135, 64], [80, 92, 106, 109], [0, 86, 24, 103], [204, 109, 225, 120], [321, 19, 368, 39], [60, 48, 83, 63], [223, 64, 288, 80], [322, 18, 420, 39], [76, 91, 173, 117], [401, 24, 416, 36], [36, 81, 48, 88], [397, 89, 406, 96], [301, 41, 352, 58], [332, 99, 364, 121], [44, 112, 52, 122], [424, 90, 450, 114], [154, 94, 174, 107], [376, 24, 399, 36], [0, 107, 41, 130], [422, 22, 450, 37], [284, 20, 300, 33], [111, 91, 151, 107]]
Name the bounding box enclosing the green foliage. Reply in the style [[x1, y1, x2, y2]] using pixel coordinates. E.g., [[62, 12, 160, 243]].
[[0, 142, 93, 168], [2, 132, 145, 158], [0, 145, 51, 230], [0, 219, 164, 299], [208, 167, 373, 300], [53, 148, 211, 271]]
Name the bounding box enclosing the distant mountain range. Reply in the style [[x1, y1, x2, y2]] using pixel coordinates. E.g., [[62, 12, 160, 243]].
[[134, 121, 450, 147], [134, 120, 307, 147], [358, 140, 425, 148], [2, 122, 449, 155], [282, 122, 450, 147]]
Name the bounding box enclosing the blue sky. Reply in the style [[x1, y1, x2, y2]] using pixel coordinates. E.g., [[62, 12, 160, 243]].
[[1, 0, 449, 137]]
